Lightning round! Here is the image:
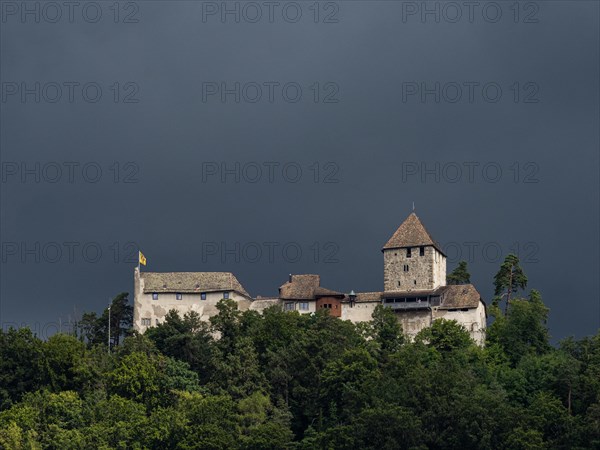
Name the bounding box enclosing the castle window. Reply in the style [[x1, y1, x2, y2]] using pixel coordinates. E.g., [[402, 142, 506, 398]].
[[201, 293, 207, 300], [419, 246, 425, 256], [284, 302, 295, 311], [176, 293, 182, 300], [406, 248, 412, 258], [152, 293, 158, 300], [397, 281, 401, 287], [223, 292, 230, 299], [155, 319, 160, 325], [403, 265, 409, 272], [299, 302, 309, 311], [141, 318, 151, 326], [414, 280, 417, 285]]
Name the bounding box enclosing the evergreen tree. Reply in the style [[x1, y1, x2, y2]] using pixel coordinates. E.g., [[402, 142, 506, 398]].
[[76, 293, 133, 348], [493, 254, 528, 314], [446, 260, 471, 285]]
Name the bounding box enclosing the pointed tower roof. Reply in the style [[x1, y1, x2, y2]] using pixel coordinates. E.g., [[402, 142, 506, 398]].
[[382, 213, 445, 255]]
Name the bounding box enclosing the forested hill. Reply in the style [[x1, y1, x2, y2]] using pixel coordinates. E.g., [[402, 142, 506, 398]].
[[1, 259, 599, 449]]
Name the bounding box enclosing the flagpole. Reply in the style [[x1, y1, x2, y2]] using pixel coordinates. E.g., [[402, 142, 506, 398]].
[[107, 300, 111, 354]]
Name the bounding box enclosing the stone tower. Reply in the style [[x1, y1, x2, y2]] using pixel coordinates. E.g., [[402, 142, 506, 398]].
[[382, 213, 446, 291]]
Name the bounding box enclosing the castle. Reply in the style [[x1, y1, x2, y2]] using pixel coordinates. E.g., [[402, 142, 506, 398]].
[[133, 213, 487, 344]]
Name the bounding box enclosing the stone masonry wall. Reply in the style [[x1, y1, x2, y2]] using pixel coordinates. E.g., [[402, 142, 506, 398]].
[[383, 245, 446, 291]]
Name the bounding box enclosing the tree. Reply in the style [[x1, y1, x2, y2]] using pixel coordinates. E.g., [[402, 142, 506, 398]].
[[321, 348, 378, 422], [77, 312, 101, 345], [146, 310, 216, 382], [0, 328, 45, 409], [211, 336, 268, 399], [106, 352, 160, 406], [370, 305, 404, 356], [0, 390, 85, 449], [494, 254, 528, 314], [83, 394, 149, 448], [210, 298, 242, 352], [76, 293, 133, 348], [487, 290, 550, 364], [106, 292, 133, 347], [42, 334, 86, 392], [415, 319, 473, 353], [447, 261, 471, 285], [175, 392, 239, 449], [317, 406, 423, 450]]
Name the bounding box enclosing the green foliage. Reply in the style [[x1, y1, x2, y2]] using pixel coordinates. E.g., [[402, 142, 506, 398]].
[[146, 310, 216, 382], [76, 292, 133, 348], [371, 304, 405, 355], [447, 260, 471, 285], [1, 281, 600, 449], [493, 254, 528, 313], [487, 290, 551, 365], [43, 334, 86, 392], [415, 318, 474, 352], [0, 328, 46, 408], [106, 351, 161, 406], [321, 348, 379, 423]]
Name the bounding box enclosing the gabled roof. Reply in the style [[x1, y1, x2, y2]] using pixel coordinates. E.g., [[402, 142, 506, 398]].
[[279, 274, 321, 299], [382, 212, 445, 255], [353, 292, 382, 302], [278, 274, 344, 300], [314, 286, 345, 298], [367, 284, 482, 309], [141, 272, 250, 297], [436, 284, 482, 309]]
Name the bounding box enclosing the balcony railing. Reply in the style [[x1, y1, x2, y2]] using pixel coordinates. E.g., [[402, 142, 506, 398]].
[[384, 300, 431, 310]]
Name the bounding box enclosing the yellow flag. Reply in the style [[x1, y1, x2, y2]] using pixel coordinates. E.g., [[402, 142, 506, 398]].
[[139, 251, 147, 266]]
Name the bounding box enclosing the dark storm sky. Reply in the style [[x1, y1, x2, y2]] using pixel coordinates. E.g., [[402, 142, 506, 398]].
[[1, 1, 598, 341]]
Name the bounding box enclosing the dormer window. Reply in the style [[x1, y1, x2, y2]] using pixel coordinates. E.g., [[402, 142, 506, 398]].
[[419, 246, 425, 256], [406, 248, 412, 258]]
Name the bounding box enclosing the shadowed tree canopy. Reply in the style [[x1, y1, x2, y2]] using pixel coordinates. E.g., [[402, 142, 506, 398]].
[[76, 292, 133, 348], [447, 261, 471, 285]]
